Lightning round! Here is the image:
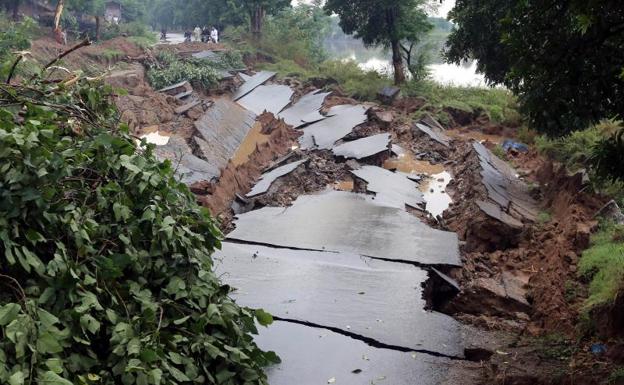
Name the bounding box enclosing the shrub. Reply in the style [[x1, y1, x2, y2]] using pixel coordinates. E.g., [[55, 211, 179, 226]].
[[0, 15, 38, 79], [318, 60, 391, 100], [0, 74, 277, 384], [579, 222, 624, 309], [404, 80, 521, 125]]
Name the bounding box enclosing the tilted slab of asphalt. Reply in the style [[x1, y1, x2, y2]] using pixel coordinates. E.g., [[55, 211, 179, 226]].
[[254, 321, 452, 385], [299, 105, 369, 150], [332, 133, 391, 160], [214, 242, 463, 357], [227, 190, 461, 267], [415, 122, 451, 147], [473, 142, 539, 223], [237, 84, 294, 115], [246, 159, 308, 197], [193, 98, 256, 173], [351, 165, 425, 209], [232, 71, 276, 101], [278, 90, 331, 128], [153, 136, 220, 183]]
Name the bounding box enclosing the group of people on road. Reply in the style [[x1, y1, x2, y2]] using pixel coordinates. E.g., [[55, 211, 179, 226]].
[[187, 26, 218, 43], [163, 26, 219, 44]]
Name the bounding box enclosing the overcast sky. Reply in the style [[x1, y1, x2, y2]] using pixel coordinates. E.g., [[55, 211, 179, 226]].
[[291, 0, 456, 18]]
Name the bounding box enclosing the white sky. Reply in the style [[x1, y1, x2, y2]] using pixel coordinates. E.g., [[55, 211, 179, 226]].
[[291, 0, 456, 18]]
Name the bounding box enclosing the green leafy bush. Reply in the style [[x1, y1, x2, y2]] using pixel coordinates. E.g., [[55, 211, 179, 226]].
[[0, 77, 277, 384], [579, 222, 624, 309], [0, 16, 38, 79], [147, 55, 220, 90], [318, 60, 392, 100], [101, 21, 156, 43]]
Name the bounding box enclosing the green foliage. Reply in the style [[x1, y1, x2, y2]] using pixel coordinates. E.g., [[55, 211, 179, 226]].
[[100, 21, 156, 42], [491, 145, 508, 161], [535, 120, 624, 203], [0, 15, 38, 80], [147, 52, 226, 90], [0, 73, 277, 384], [324, 0, 432, 83], [318, 60, 391, 100], [590, 123, 624, 182], [533, 334, 576, 361], [446, 0, 624, 136], [578, 222, 624, 309], [537, 211, 552, 224], [404, 80, 521, 125], [609, 367, 624, 384]]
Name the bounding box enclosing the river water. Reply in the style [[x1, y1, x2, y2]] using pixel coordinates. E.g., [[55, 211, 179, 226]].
[[325, 39, 486, 87]]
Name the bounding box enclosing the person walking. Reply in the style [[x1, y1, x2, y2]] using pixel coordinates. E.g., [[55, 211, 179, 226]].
[[210, 26, 219, 44], [193, 26, 201, 42]]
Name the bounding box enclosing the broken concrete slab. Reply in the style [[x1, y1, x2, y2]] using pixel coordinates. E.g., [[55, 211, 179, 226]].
[[594, 200, 624, 224], [174, 90, 193, 100], [237, 84, 294, 115], [154, 136, 220, 183], [174, 99, 201, 115], [473, 142, 539, 222], [246, 159, 308, 197], [391, 144, 406, 157], [214, 242, 463, 356], [193, 98, 256, 174], [255, 321, 451, 385], [351, 165, 424, 209], [278, 90, 331, 128], [299, 105, 369, 150], [232, 71, 276, 101], [158, 80, 191, 95], [332, 134, 391, 160], [415, 123, 451, 147], [476, 200, 523, 229], [191, 50, 219, 60], [228, 190, 461, 266], [377, 86, 400, 105]]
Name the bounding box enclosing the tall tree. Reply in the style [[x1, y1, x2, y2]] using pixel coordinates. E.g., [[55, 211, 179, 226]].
[[446, 0, 624, 136], [231, 0, 290, 39], [324, 0, 431, 85]]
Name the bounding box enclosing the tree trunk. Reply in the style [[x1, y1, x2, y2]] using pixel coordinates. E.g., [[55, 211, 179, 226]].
[[12, 0, 20, 21], [391, 39, 406, 85], [250, 5, 265, 40], [95, 15, 101, 41], [53, 0, 64, 44]]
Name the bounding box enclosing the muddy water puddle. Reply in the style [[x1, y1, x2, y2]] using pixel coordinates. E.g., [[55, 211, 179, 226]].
[[446, 129, 503, 144], [139, 127, 171, 146], [383, 150, 453, 217], [332, 179, 354, 191], [383, 152, 445, 175], [231, 122, 269, 166], [419, 171, 452, 218]]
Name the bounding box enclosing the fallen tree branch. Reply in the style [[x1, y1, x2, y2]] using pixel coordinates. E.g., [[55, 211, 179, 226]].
[[5, 55, 23, 84], [43, 38, 91, 71]]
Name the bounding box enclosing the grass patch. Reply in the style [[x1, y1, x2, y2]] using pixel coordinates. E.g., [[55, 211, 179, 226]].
[[533, 333, 577, 360], [404, 80, 522, 125], [537, 211, 552, 224], [128, 35, 157, 49], [578, 221, 624, 309], [491, 145, 508, 160], [535, 119, 624, 206], [147, 50, 244, 90], [609, 367, 624, 384], [101, 48, 123, 61]]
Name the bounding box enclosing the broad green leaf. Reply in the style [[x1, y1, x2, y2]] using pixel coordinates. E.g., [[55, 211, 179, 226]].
[[38, 371, 73, 385], [255, 309, 274, 326], [0, 303, 21, 326]]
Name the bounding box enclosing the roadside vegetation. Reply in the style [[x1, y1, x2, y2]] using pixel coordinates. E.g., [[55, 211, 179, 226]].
[[579, 222, 624, 310], [146, 50, 244, 90], [0, 43, 277, 384]]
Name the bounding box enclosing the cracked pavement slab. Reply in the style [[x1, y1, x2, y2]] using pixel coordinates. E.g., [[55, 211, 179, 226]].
[[228, 190, 461, 267], [254, 321, 453, 385], [214, 242, 463, 357], [351, 165, 425, 209]]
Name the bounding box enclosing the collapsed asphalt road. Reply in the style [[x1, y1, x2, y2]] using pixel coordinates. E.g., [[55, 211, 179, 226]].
[[147, 67, 477, 384]]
